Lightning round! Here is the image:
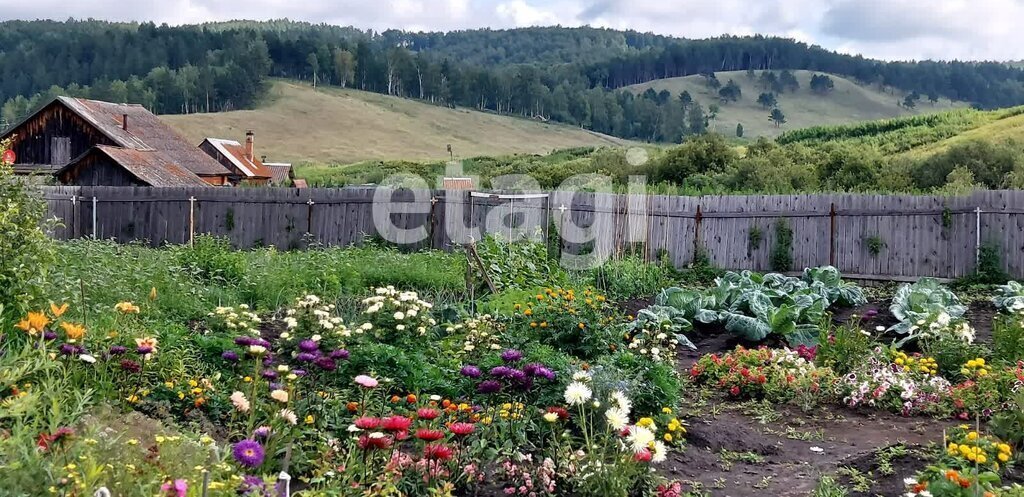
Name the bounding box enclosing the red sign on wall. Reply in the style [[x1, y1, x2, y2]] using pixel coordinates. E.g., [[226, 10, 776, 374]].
[[1, 149, 14, 165]]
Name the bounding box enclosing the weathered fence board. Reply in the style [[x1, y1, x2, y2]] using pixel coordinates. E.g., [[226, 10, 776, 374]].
[[37, 186, 1024, 280]]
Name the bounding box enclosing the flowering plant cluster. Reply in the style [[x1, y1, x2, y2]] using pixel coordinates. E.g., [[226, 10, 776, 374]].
[[689, 346, 834, 406], [622, 316, 687, 363], [904, 310, 977, 346], [279, 294, 351, 337], [513, 286, 618, 359], [206, 304, 261, 335], [447, 314, 504, 361], [359, 286, 436, 340], [944, 425, 1014, 471], [840, 347, 952, 416]]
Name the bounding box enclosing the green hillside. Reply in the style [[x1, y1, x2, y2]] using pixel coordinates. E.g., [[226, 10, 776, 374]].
[[628, 70, 964, 140], [163, 80, 635, 165]]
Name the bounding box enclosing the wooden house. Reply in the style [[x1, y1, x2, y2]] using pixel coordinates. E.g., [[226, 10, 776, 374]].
[[198, 131, 274, 186], [0, 97, 232, 186]]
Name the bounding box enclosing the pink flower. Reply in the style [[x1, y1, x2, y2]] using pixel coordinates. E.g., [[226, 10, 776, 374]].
[[354, 375, 378, 388], [160, 479, 188, 497]]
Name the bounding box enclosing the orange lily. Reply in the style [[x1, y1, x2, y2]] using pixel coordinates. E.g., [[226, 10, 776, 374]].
[[49, 303, 69, 318], [60, 322, 86, 341], [15, 312, 50, 335]]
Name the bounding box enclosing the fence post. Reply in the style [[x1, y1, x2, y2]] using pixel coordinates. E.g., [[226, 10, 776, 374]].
[[693, 204, 703, 260], [188, 196, 196, 247], [306, 198, 315, 239], [70, 195, 77, 239], [829, 202, 836, 266], [975, 206, 982, 267], [91, 196, 97, 239]]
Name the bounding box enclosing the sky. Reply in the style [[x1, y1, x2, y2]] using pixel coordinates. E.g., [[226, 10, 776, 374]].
[[1, 0, 1022, 62]]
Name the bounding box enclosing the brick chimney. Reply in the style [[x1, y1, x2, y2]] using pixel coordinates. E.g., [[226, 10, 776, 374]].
[[122, 114, 128, 131], [245, 130, 255, 161]]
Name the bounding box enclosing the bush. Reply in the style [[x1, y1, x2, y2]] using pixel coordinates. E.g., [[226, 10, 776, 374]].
[[816, 321, 873, 375], [922, 336, 991, 380], [476, 235, 565, 291], [993, 315, 1024, 364], [592, 351, 680, 417], [0, 140, 54, 324], [592, 255, 671, 301], [171, 235, 246, 284]]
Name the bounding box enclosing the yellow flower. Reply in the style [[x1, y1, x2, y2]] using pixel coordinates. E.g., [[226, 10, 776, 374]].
[[126, 439, 139, 446], [149, 287, 158, 301], [270, 389, 289, 403], [968, 431, 979, 441], [115, 302, 140, 314], [999, 453, 1010, 462], [305, 415, 315, 424], [543, 412, 559, 423], [998, 444, 1011, 454], [60, 322, 86, 341], [243, 376, 253, 383], [664, 433, 673, 442], [49, 302, 69, 318], [155, 435, 166, 444]]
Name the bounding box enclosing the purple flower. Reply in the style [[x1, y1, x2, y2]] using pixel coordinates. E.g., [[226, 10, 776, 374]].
[[262, 354, 276, 366], [255, 339, 271, 349], [508, 369, 526, 381], [460, 365, 482, 378], [534, 367, 556, 381], [222, 350, 239, 362], [476, 380, 502, 394], [253, 426, 271, 439], [523, 363, 540, 376], [298, 340, 319, 353], [314, 357, 337, 371], [120, 359, 141, 373], [238, 475, 266, 495], [232, 439, 265, 468], [329, 349, 350, 360], [514, 376, 534, 391], [500, 349, 523, 363], [136, 345, 153, 355], [861, 309, 879, 319], [108, 345, 127, 356], [59, 344, 80, 356], [234, 336, 255, 347], [296, 352, 317, 362], [293, 369, 307, 376], [489, 366, 513, 378], [43, 330, 57, 341], [261, 370, 278, 380]]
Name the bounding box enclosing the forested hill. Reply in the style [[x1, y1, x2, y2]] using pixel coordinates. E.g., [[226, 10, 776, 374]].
[[3, 19, 1024, 142]]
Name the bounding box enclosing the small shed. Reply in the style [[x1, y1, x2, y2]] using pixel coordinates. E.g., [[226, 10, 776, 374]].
[[57, 145, 211, 187], [198, 131, 274, 185]]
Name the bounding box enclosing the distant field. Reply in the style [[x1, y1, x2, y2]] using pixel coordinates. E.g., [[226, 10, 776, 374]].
[[164, 80, 634, 165], [627, 70, 964, 139]]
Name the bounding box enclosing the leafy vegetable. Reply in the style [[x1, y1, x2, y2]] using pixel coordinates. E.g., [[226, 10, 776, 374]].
[[888, 278, 967, 336], [994, 281, 1024, 313]]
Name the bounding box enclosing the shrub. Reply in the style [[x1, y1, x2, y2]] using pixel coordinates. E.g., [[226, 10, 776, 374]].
[[0, 139, 54, 324], [922, 336, 991, 380], [592, 255, 671, 301], [476, 235, 566, 291], [171, 235, 246, 284], [816, 321, 874, 376], [592, 351, 680, 417], [993, 314, 1024, 364], [508, 286, 619, 359]]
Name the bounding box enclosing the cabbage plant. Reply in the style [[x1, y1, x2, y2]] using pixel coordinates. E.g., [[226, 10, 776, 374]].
[[888, 278, 966, 336], [993, 281, 1024, 313]]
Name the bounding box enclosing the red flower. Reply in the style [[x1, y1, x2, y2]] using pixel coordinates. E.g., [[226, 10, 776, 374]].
[[634, 448, 653, 462], [740, 368, 750, 378], [36, 432, 53, 452], [423, 443, 453, 461], [417, 408, 440, 420], [354, 417, 381, 430], [689, 366, 702, 378], [449, 422, 475, 437], [729, 386, 741, 397], [756, 375, 767, 384], [381, 415, 412, 432], [357, 434, 393, 450], [415, 428, 445, 442], [546, 406, 569, 420]]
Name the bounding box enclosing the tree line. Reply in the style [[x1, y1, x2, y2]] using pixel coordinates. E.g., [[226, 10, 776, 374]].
[[3, 20, 1024, 142]]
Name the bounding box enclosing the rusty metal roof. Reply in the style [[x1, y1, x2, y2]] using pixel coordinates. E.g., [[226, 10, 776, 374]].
[[201, 138, 274, 179], [442, 177, 475, 190], [57, 97, 231, 177], [263, 163, 293, 185], [60, 145, 212, 187]]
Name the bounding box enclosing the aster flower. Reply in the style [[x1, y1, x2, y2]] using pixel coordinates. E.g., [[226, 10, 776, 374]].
[[423, 443, 454, 461], [253, 426, 271, 439], [329, 349, 350, 360], [43, 330, 57, 341], [230, 391, 250, 413], [278, 409, 298, 425], [234, 336, 255, 347], [651, 441, 668, 463], [627, 425, 655, 454], [460, 365, 482, 378], [238, 475, 266, 495], [500, 349, 523, 363], [296, 352, 317, 362], [298, 339, 319, 353], [357, 432, 393, 450], [476, 380, 501, 394], [354, 375, 378, 388], [415, 428, 445, 442], [417, 408, 440, 420], [120, 359, 142, 373], [605, 407, 629, 431], [270, 390, 289, 403], [546, 406, 570, 420], [381, 415, 412, 432], [489, 366, 513, 378], [563, 382, 592, 406], [232, 439, 265, 468], [314, 357, 337, 371], [449, 422, 475, 437], [261, 370, 278, 380], [160, 479, 188, 497], [221, 350, 239, 362], [355, 416, 381, 430]]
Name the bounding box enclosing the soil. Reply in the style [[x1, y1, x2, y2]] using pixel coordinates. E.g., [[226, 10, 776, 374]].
[[657, 298, 1008, 496]]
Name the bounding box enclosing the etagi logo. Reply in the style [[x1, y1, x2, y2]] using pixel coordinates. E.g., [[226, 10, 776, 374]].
[[370, 148, 653, 270]]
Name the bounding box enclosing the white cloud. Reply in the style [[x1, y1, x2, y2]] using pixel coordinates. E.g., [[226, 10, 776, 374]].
[[0, 0, 1021, 61]]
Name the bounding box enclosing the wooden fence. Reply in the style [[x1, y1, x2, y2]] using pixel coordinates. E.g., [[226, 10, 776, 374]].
[[39, 186, 1024, 280]]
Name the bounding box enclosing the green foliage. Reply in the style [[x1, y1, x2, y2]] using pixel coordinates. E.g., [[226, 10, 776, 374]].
[[770, 220, 793, 272], [812, 475, 848, 497], [913, 140, 1018, 189], [650, 134, 738, 184], [592, 255, 672, 301], [956, 245, 1010, 286], [993, 314, 1024, 364], [0, 143, 55, 324], [865, 235, 885, 257], [921, 337, 991, 379], [171, 235, 247, 284], [592, 351, 680, 417], [747, 225, 763, 251], [888, 278, 967, 336], [476, 235, 566, 292], [816, 321, 873, 376]]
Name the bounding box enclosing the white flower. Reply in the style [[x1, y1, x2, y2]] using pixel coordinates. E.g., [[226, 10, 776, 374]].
[[279, 409, 298, 425], [875, 325, 885, 332], [610, 391, 632, 416], [626, 426, 655, 453], [604, 407, 629, 431], [79, 354, 97, 364], [572, 371, 592, 383], [230, 391, 250, 412], [903, 478, 918, 486], [311, 334, 322, 342], [651, 441, 667, 463], [396, 325, 406, 331], [393, 311, 405, 320], [564, 382, 593, 406]]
